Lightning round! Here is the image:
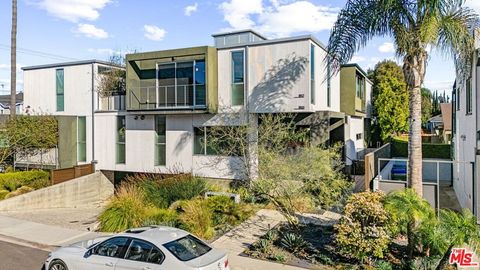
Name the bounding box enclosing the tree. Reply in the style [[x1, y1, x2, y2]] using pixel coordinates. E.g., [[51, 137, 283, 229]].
[[0, 116, 58, 167], [206, 114, 351, 227], [384, 189, 435, 259], [10, 0, 17, 118], [97, 55, 126, 98], [421, 88, 433, 127], [433, 209, 480, 270], [328, 0, 478, 196], [370, 60, 409, 141]]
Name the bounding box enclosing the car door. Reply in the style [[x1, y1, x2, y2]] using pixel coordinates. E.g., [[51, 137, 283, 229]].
[[78, 237, 130, 270], [115, 238, 166, 270]]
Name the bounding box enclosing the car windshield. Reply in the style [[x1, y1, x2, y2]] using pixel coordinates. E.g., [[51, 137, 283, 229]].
[[163, 235, 211, 261]]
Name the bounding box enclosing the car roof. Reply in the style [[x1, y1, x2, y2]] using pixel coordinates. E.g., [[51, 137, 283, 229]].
[[117, 226, 190, 246]]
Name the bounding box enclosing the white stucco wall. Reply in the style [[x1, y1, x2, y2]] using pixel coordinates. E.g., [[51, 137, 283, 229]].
[[217, 39, 340, 114], [453, 61, 477, 212], [344, 115, 364, 165], [94, 112, 244, 179]]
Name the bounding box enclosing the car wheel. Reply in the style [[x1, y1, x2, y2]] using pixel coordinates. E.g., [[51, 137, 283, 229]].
[[48, 260, 68, 270]]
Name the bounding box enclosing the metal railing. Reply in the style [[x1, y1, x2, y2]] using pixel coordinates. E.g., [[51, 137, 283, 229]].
[[128, 84, 206, 110]]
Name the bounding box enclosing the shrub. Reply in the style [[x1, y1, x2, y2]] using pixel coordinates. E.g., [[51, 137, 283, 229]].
[[5, 186, 34, 199], [177, 199, 214, 239], [0, 170, 50, 191], [335, 192, 392, 263], [142, 208, 179, 227], [0, 190, 9, 200], [98, 185, 149, 232], [280, 232, 309, 253], [206, 196, 255, 227], [131, 174, 207, 208]]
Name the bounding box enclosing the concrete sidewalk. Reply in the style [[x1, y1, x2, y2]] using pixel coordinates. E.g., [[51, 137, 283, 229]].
[[0, 215, 106, 247]]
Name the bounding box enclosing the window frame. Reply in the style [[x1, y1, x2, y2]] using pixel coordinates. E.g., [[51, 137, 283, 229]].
[[466, 77, 472, 115], [310, 44, 315, 105], [123, 238, 166, 265], [56, 68, 65, 112], [154, 115, 166, 166], [116, 116, 126, 164], [77, 116, 87, 162], [231, 50, 245, 106]]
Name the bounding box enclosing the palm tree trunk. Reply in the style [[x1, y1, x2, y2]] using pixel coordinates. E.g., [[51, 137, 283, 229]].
[[403, 53, 426, 197], [10, 0, 17, 118], [435, 243, 454, 270]]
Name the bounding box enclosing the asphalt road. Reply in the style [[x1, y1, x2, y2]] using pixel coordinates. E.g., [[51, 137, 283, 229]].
[[0, 240, 49, 270]]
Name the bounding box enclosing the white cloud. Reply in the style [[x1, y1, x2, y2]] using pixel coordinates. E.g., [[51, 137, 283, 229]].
[[35, 0, 111, 22], [378, 42, 395, 53], [219, 0, 338, 37], [88, 48, 115, 54], [219, 0, 263, 29], [76, 23, 109, 39], [184, 3, 198, 16], [0, 64, 9, 70], [350, 55, 366, 63], [144, 25, 167, 41]]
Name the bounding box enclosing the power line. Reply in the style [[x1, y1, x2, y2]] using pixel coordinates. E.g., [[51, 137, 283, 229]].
[[0, 44, 79, 61]]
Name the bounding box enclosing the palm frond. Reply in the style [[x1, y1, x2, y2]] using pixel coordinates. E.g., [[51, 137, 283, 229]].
[[327, 0, 410, 72]]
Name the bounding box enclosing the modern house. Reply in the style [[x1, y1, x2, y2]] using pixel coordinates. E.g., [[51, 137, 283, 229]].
[[22, 30, 368, 181], [22, 60, 125, 169], [452, 34, 479, 218], [340, 64, 373, 169], [427, 103, 452, 144]]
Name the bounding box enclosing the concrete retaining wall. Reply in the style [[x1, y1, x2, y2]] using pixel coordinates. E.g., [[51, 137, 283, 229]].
[[0, 172, 114, 211]]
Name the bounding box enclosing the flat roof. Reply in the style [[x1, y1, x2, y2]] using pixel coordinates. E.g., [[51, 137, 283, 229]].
[[212, 29, 268, 40], [341, 63, 373, 83], [22, 59, 124, 71], [215, 34, 327, 51]]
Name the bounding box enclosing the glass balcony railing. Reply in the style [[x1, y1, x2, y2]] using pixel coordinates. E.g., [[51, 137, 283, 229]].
[[128, 84, 207, 110]]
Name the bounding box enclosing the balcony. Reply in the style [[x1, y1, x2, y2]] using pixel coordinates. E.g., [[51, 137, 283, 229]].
[[128, 84, 207, 110]]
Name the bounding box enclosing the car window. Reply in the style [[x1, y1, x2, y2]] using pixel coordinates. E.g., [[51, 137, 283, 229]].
[[125, 239, 165, 264], [163, 235, 212, 261], [93, 237, 129, 258]]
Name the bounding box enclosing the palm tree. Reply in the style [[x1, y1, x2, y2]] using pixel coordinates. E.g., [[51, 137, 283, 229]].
[[328, 0, 478, 196], [434, 209, 480, 270], [384, 189, 435, 258], [10, 0, 17, 118]]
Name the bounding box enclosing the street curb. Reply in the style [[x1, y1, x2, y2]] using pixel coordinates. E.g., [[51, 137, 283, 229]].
[[0, 234, 55, 252]]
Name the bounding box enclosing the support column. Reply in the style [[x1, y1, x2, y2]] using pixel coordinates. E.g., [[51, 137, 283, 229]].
[[247, 113, 258, 181]]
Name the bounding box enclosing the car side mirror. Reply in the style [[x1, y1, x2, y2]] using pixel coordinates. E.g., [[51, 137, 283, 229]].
[[84, 249, 93, 258]]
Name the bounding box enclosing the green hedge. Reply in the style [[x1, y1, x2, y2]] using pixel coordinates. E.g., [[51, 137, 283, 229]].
[[391, 138, 451, 159]]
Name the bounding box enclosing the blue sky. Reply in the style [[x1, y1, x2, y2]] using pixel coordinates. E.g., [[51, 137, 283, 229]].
[[0, 0, 479, 95]]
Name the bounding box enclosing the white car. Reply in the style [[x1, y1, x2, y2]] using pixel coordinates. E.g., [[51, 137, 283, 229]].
[[44, 226, 230, 270]]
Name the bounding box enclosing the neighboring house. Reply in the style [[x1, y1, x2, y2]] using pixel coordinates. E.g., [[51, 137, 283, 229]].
[[452, 33, 479, 218], [0, 93, 23, 115], [22, 60, 125, 169], [340, 64, 373, 167], [426, 103, 452, 144], [23, 30, 360, 181]]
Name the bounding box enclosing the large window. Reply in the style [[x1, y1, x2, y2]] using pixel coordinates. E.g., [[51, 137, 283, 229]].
[[356, 73, 365, 99], [466, 78, 472, 114], [77, 116, 86, 162], [193, 126, 243, 156], [155, 116, 166, 166], [231, 51, 245, 106], [116, 116, 126, 164], [310, 44, 315, 104], [157, 60, 206, 108], [56, 69, 64, 112]]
